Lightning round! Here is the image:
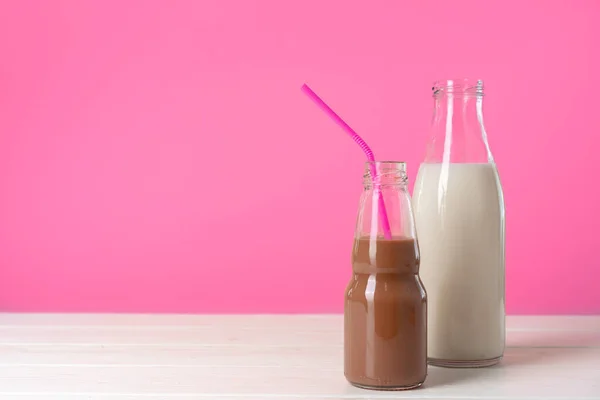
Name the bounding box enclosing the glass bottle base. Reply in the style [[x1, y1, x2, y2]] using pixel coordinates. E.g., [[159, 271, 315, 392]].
[[348, 379, 424, 391], [428, 355, 502, 368]]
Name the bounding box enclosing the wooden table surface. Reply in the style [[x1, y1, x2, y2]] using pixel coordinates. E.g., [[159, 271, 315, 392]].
[[0, 314, 598, 399]]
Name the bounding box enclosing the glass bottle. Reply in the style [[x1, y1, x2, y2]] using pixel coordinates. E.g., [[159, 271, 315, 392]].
[[344, 161, 427, 390], [412, 79, 506, 367]]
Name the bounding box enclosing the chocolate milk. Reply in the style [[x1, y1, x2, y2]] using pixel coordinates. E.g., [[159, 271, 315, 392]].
[[344, 236, 427, 390]]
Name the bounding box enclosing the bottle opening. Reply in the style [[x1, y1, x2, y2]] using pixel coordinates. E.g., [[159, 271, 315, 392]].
[[363, 161, 407, 187], [433, 78, 484, 97]]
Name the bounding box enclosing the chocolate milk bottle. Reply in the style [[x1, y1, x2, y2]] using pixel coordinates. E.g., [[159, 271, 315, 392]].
[[344, 162, 427, 390]]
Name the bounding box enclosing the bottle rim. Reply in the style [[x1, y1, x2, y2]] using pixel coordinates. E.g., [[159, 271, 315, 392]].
[[363, 161, 407, 187], [433, 78, 484, 96], [365, 161, 406, 167]]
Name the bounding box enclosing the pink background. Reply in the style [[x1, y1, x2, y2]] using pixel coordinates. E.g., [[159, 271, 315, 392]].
[[0, 0, 598, 314]]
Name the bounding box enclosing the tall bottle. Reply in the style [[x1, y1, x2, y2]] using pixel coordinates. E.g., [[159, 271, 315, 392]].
[[413, 79, 505, 368], [345, 161, 427, 389]]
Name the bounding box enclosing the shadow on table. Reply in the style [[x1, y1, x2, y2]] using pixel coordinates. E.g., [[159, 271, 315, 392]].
[[424, 330, 597, 388], [424, 364, 494, 388], [502, 346, 590, 368], [503, 329, 599, 367]]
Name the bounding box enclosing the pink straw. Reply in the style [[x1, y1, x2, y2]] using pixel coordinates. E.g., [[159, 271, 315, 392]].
[[301, 83, 392, 239]]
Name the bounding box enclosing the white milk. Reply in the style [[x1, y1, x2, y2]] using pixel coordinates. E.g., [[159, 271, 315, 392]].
[[413, 162, 505, 364]]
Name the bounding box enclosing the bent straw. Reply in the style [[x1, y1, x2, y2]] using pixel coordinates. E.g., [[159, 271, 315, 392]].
[[301, 83, 392, 239]]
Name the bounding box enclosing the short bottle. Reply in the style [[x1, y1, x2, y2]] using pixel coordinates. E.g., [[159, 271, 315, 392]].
[[344, 161, 427, 390]]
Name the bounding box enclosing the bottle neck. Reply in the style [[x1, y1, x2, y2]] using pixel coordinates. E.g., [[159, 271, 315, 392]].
[[363, 161, 408, 190], [356, 161, 416, 240], [426, 80, 494, 164]]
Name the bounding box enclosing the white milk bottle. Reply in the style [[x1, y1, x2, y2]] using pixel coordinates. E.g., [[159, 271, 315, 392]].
[[413, 79, 505, 368]]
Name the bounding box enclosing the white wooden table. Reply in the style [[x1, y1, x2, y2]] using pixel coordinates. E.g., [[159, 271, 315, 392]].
[[0, 315, 598, 399]]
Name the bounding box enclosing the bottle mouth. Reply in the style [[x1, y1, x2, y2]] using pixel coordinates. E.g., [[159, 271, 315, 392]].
[[433, 78, 484, 96], [365, 161, 406, 167], [363, 161, 407, 186]]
